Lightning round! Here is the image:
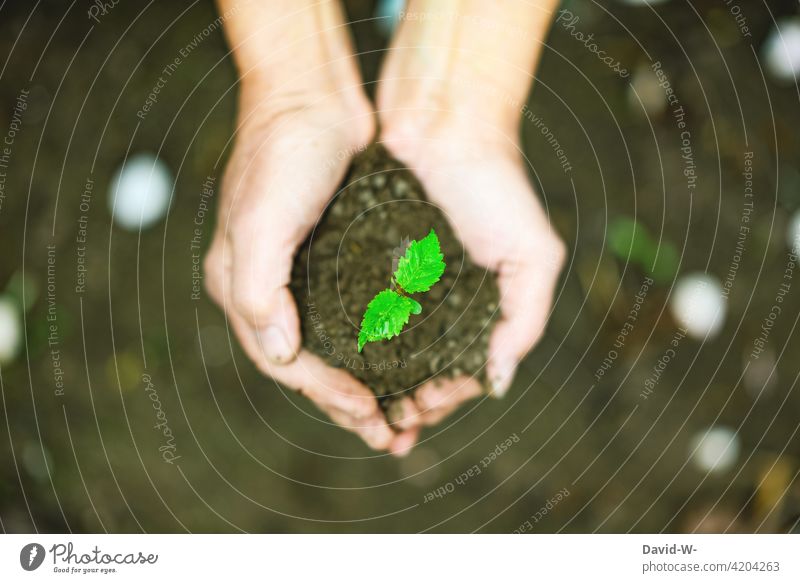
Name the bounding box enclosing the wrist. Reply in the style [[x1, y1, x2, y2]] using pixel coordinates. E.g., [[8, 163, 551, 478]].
[[378, 75, 523, 147], [235, 54, 374, 148], [378, 65, 525, 164], [236, 83, 375, 156], [221, 0, 373, 143], [377, 0, 557, 152], [379, 105, 524, 194]]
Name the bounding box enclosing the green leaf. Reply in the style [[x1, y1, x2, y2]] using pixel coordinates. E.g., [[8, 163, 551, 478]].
[[358, 290, 419, 352], [608, 216, 679, 283], [608, 217, 653, 264], [394, 229, 446, 293], [643, 241, 679, 283]]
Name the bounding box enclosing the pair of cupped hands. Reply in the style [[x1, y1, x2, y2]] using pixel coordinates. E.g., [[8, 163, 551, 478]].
[[204, 65, 565, 457]]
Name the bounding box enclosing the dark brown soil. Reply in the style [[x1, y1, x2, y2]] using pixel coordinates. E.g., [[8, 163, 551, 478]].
[[290, 143, 499, 413]]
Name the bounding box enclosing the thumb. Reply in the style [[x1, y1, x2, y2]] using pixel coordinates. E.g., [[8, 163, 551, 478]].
[[488, 234, 565, 397], [223, 116, 369, 365], [230, 210, 303, 365]]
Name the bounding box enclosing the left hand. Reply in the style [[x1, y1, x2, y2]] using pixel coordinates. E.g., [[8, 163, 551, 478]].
[[380, 116, 566, 434]]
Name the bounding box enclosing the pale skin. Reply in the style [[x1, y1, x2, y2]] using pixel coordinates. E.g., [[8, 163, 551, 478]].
[[206, 0, 565, 455]]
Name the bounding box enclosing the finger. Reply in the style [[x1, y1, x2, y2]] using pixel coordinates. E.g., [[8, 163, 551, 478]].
[[228, 309, 380, 420], [488, 234, 565, 398], [224, 129, 336, 362], [389, 426, 421, 458], [203, 237, 230, 307], [385, 396, 423, 432], [230, 309, 394, 450], [415, 376, 484, 426], [326, 407, 395, 451], [229, 205, 303, 365]]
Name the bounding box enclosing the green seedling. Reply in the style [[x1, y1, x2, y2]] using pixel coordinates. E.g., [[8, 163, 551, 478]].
[[358, 229, 446, 352], [608, 216, 679, 283]]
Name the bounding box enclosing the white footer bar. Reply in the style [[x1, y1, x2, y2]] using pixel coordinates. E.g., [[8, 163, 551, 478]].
[[1, 534, 797, 581]]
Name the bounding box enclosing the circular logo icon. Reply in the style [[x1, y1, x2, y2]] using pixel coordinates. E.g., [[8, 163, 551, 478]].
[[20, 543, 46, 571]]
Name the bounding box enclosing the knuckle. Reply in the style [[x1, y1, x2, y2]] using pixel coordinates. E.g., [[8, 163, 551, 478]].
[[351, 397, 378, 419], [359, 428, 391, 451], [203, 248, 222, 279], [417, 386, 446, 411], [203, 249, 224, 302], [232, 290, 272, 325], [543, 235, 567, 272]]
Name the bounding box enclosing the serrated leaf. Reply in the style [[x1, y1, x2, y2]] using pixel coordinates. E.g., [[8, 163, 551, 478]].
[[393, 229, 446, 293], [358, 290, 418, 352]]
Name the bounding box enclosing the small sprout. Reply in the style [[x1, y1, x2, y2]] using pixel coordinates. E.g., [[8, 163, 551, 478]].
[[608, 216, 679, 283], [358, 229, 445, 352]]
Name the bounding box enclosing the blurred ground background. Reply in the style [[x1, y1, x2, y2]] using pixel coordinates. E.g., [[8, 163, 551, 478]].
[[1, 0, 799, 533]]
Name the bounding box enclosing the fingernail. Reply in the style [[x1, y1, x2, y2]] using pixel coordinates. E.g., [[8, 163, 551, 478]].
[[389, 432, 417, 458], [491, 360, 517, 399], [261, 325, 293, 364], [391, 445, 413, 458], [364, 426, 394, 451]]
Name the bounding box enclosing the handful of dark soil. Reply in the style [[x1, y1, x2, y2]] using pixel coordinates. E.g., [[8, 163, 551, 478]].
[[289, 143, 499, 412]]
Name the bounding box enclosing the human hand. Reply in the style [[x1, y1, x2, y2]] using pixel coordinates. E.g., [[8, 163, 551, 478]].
[[378, 118, 566, 425], [204, 96, 403, 450], [372, 0, 563, 439], [208, 0, 436, 454]]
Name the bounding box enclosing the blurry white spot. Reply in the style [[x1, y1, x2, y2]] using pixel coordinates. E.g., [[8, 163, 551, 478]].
[[669, 273, 726, 339], [787, 209, 800, 256], [0, 296, 22, 365], [743, 347, 777, 399], [375, 0, 405, 37], [628, 64, 667, 116], [108, 153, 173, 230], [690, 426, 740, 474], [762, 18, 800, 83]]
